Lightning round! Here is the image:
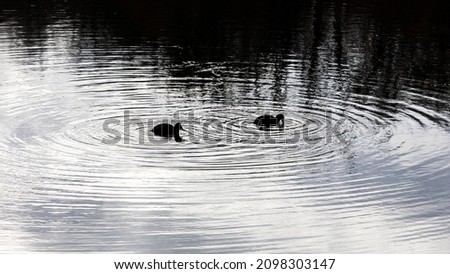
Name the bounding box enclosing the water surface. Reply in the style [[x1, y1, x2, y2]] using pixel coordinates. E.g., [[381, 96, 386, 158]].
[[0, 0, 449, 252]]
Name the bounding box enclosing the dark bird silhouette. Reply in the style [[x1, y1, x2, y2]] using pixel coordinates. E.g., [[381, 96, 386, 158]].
[[253, 114, 285, 129], [151, 122, 184, 142]]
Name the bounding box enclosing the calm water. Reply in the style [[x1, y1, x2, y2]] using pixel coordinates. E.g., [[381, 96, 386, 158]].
[[1, 0, 449, 253]]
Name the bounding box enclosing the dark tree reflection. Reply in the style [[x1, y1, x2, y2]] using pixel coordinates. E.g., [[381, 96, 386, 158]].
[[1, 0, 449, 109]]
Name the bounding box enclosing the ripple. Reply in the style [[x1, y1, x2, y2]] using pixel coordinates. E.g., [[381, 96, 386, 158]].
[[1, 0, 450, 253]]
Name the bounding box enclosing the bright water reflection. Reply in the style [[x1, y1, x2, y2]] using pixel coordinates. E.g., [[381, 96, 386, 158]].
[[0, 0, 449, 252]]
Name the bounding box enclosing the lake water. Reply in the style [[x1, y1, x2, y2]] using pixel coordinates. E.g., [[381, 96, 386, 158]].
[[0, 0, 449, 253]]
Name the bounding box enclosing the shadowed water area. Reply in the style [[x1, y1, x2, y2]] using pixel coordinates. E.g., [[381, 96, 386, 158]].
[[0, 0, 449, 252]]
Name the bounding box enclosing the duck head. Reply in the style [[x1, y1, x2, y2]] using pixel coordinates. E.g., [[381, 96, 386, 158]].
[[174, 123, 185, 132], [174, 123, 185, 142], [276, 114, 285, 127]]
